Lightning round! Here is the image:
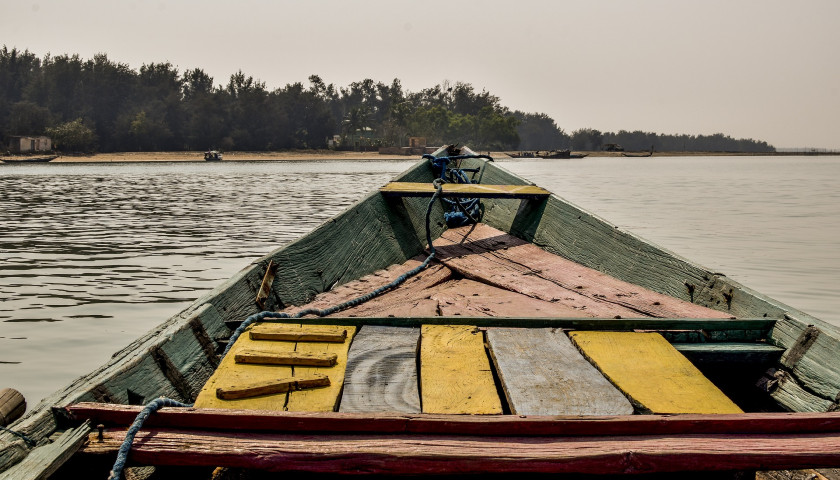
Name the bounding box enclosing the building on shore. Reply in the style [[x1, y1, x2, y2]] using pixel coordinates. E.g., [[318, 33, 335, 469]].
[[8, 136, 52, 154]]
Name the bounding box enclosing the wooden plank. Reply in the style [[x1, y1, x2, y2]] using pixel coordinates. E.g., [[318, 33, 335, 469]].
[[1, 421, 91, 480], [248, 324, 347, 342], [674, 342, 785, 364], [193, 323, 295, 411], [234, 350, 338, 367], [420, 325, 502, 414], [486, 328, 633, 415], [293, 315, 775, 333], [216, 375, 330, 400], [339, 326, 421, 413], [285, 325, 356, 412], [67, 403, 840, 437], [255, 259, 276, 309], [81, 427, 840, 474], [570, 331, 743, 414], [434, 224, 733, 319], [380, 182, 551, 199], [195, 324, 354, 411]]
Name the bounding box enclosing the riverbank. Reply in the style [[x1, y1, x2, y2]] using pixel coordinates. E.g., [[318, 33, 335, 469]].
[[3, 150, 834, 163]]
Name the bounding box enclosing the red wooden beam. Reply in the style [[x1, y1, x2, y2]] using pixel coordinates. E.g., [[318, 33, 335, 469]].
[[80, 427, 840, 474], [67, 403, 840, 436]]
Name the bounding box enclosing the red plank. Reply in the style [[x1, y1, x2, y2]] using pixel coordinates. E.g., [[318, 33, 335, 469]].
[[66, 403, 840, 436], [81, 428, 840, 474], [433, 224, 732, 319]]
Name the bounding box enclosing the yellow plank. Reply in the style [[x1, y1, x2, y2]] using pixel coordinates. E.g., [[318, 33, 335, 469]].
[[569, 331, 743, 414], [420, 325, 502, 414], [285, 325, 356, 412], [194, 324, 354, 411], [380, 182, 550, 199]]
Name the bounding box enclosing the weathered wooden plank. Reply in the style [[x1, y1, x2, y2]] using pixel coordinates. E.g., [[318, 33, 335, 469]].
[[570, 331, 743, 414], [674, 342, 785, 364], [420, 325, 502, 414], [66, 403, 840, 437], [285, 325, 356, 412], [234, 350, 337, 367], [0, 421, 90, 480], [380, 182, 551, 199], [193, 323, 294, 411], [486, 328, 633, 415], [81, 427, 840, 474], [434, 224, 733, 319], [758, 368, 836, 413], [279, 259, 452, 319], [216, 375, 330, 400], [339, 326, 421, 413], [248, 324, 348, 343], [255, 259, 276, 310], [770, 317, 840, 405], [292, 315, 775, 332]]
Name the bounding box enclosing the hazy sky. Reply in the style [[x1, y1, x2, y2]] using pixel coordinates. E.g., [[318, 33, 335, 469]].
[[3, 0, 839, 148]]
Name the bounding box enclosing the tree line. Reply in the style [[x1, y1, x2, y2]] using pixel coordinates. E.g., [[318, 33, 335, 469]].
[[0, 47, 774, 153]]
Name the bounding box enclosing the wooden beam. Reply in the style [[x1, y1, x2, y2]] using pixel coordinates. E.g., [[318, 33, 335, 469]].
[[276, 316, 775, 333], [570, 331, 743, 414], [339, 326, 421, 413], [486, 328, 633, 415], [248, 324, 348, 343], [234, 350, 338, 367], [79, 427, 840, 474], [66, 403, 840, 436], [1, 421, 91, 480], [674, 342, 785, 364], [420, 325, 502, 414], [255, 260, 276, 310], [380, 182, 551, 199]]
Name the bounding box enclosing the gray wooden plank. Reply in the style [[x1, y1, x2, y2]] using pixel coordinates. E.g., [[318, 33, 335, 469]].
[[339, 326, 421, 413], [1, 421, 90, 480], [486, 328, 634, 415]]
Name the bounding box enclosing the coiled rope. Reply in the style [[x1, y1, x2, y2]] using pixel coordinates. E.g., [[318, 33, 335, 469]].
[[108, 398, 190, 480], [107, 153, 492, 479]]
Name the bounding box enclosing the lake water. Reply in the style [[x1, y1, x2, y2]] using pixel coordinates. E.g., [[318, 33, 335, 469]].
[[1, 155, 838, 407]]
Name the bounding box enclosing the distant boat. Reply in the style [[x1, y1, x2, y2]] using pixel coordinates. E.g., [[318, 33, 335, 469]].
[[541, 149, 588, 159], [1, 155, 57, 164], [622, 151, 653, 158], [204, 150, 223, 161]]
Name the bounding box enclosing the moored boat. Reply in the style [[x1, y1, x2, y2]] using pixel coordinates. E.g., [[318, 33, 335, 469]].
[[204, 150, 223, 161], [2, 146, 840, 478], [0, 155, 58, 163]]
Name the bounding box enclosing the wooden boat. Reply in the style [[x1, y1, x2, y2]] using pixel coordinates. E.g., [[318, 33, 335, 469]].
[[204, 150, 223, 161], [541, 149, 588, 159], [622, 151, 654, 158], [3, 146, 840, 479], [0, 155, 58, 163]]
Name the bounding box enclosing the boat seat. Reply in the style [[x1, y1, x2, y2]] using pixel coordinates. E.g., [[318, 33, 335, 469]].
[[569, 331, 743, 414], [194, 323, 356, 411], [380, 182, 551, 199]]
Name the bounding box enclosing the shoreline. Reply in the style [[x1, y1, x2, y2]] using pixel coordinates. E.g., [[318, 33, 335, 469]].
[[2, 150, 836, 163]]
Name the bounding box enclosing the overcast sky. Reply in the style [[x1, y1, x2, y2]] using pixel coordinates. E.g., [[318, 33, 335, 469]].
[[3, 0, 839, 148]]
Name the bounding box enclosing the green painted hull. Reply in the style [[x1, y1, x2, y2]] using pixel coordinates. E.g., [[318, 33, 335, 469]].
[[2, 150, 838, 475]]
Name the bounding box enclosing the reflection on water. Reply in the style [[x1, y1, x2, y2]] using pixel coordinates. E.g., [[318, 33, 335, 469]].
[[1, 156, 838, 407]]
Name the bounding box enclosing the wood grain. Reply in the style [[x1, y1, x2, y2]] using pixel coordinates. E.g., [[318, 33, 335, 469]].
[[216, 375, 330, 400], [339, 326, 421, 413], [248, 324, 347, 342], [486, 328, 633, 415], [234, 350, 337, 367], [420, 325, 502, 414], [380, 182, 551, 199], [80, 427, 840, 474], [285, 325, 356, 412], [434, 224, 732, 319], [67, 402, 840, 437], [570, 331, 743, 414]]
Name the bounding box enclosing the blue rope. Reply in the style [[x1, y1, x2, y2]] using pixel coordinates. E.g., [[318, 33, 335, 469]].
[[108, 398, 191, 480], [422, 153, 492, 227], [107, 154, 494, 479], [221, 178, 446, 359]]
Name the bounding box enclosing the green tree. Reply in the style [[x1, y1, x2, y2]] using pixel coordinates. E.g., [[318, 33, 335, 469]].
[[46, 118, 96, 152]]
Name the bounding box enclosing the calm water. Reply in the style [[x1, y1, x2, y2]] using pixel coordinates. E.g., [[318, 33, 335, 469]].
[[1, 156, 838, 407]]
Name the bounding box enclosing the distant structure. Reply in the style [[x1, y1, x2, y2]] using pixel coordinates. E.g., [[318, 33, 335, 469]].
[[602, 143, 624, 152], [8, 136, 52, 154]]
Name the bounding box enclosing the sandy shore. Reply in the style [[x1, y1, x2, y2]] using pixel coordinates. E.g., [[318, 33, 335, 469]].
[[1, 150, 812, 163]]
